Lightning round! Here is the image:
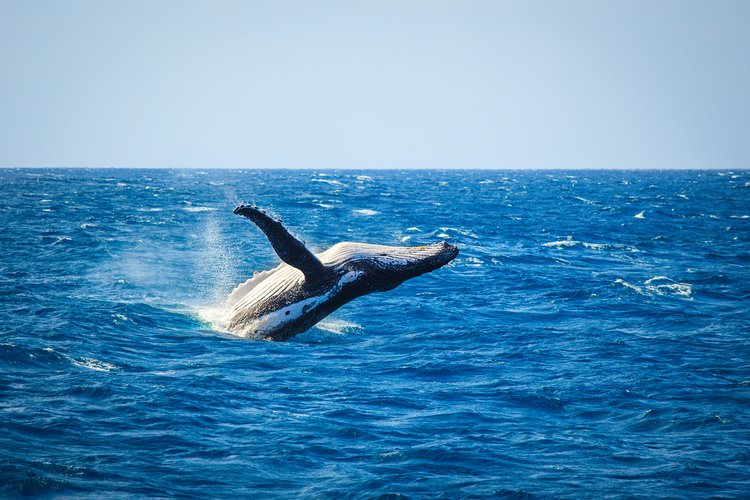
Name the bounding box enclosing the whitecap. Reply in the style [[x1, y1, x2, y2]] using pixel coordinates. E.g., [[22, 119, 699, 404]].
[[184, 206, 218, 212], [730, 215, 749, 219], [614, 278, 645, 295], [573, 196, 596, 204], [437, 227, 477, 238], [69, 357, 119, 372], [406, 227, 420, 232], [48, 347, 120, 372], [197, 306, 229, 332], [352, 209, 379, 216], [51, 236, 72, 245], [582, 242, 607, 250], [644, 276, 693, 298], [479, 179, 495, 184], [542, 238, 578, 248], [677, 194, 689, 200], [634, 211, 645, 219], [615, 276, 692, 299], [137, 208, 163, 212], [312, 178, 348, 187], [316, 319, 363, 335], [400, 236, 411, 243], [543, 237, 639, 252], [355, 175, 373, 182]]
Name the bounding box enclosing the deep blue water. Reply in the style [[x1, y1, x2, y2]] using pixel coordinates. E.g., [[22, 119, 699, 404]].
[[1, 169, 749, 498]]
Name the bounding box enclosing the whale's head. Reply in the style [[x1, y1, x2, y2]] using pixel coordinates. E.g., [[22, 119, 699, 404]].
[[319, 241, 458, 293]]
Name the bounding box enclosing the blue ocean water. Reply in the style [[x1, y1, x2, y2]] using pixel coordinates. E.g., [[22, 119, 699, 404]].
[[1, 169, 749, 498]]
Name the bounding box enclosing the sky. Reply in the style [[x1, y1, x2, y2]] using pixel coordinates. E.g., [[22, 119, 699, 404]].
[[1, 0, 748, 169]]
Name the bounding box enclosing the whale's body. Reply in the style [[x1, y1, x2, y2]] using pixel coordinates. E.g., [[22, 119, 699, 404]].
[[224, 206, 458, 341]]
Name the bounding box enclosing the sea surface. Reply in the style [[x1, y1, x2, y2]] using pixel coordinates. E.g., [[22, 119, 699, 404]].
[[1, 169, 749, 498]]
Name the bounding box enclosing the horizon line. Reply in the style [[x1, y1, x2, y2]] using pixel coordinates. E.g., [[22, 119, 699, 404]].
[[1, 166, 747, 171]]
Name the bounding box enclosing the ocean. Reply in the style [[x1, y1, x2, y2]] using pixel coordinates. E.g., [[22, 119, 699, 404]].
[[1, 169, 749, 498]]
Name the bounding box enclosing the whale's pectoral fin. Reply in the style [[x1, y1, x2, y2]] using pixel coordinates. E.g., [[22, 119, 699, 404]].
[[233, 205, 330, 282]]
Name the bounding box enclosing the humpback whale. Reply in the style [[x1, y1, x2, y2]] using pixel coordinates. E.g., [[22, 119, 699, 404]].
[[225, 205, 458, 341]]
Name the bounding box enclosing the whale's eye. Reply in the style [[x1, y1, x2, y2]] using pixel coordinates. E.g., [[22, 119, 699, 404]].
[[285, 310, 290, 316]]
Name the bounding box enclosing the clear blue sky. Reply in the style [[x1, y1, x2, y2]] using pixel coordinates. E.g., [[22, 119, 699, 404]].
[[1, 0, 748, 169]]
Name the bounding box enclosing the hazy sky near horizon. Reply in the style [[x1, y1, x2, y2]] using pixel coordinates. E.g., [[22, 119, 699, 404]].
[[1, 0, 748, 169]]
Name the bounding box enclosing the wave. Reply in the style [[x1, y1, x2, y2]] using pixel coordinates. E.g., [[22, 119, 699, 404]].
[[42, 347, 120, 372], [432, 227, 478, 239], [572, 196, 597, 204], [196, 306, 229, 333], [312, 178, 348, 187], [183, 206, 217, 212], [614, 276, 693, 299], [315, 318, 363, 335], [543, 237, 639, 252]]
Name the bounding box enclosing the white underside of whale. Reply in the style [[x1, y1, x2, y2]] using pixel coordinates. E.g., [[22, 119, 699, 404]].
[[230, 270, 362, 339]]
